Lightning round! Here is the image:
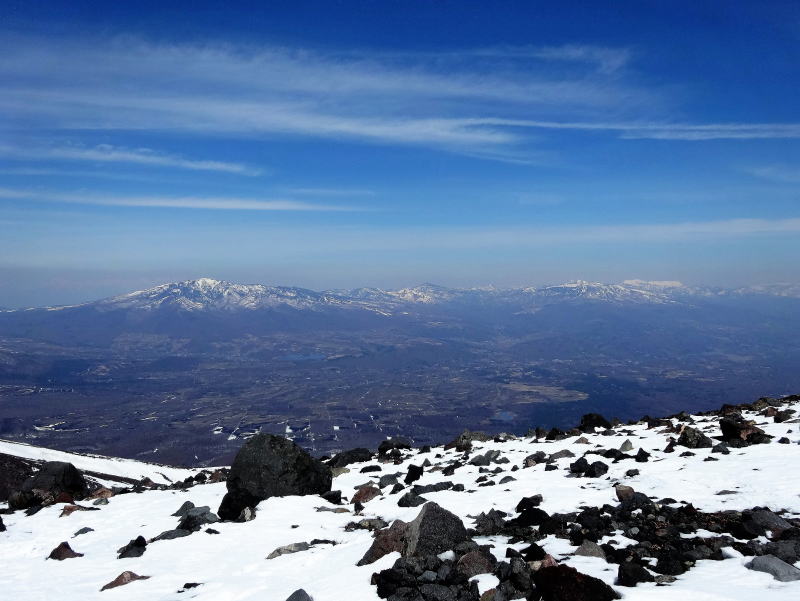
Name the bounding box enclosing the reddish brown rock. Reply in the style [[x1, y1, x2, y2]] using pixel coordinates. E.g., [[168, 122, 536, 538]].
[[352, 485, 381, 505], [615, 484, 635, 503], [60, 504, 94, 517], [356, 519, 408, 565], [720, 417, 765, 443], [89, 487, 113, 499], [48, 541, 84, 560], [533, 564, 620, 601], [54, 491, 75, 504], [100, 571, 150, 591], [456, 549, 497, 578]]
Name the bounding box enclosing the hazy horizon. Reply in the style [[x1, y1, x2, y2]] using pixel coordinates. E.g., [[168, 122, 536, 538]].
[[3, 269, 800, 310]]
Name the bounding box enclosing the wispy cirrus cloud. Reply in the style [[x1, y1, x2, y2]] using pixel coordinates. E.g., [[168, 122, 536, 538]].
[[0, 143, 262, 175], [0, 187, 356, 211], [2, 34, 798, 164], [287, 187, 375, 197], [523, 44, 632, 74], [0, 34, 650, 162], [744, 164, 800, 183], [461, 118, 800, 140]]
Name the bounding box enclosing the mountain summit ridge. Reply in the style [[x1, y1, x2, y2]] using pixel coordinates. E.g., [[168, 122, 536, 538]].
[[8, 278, 800, 314]]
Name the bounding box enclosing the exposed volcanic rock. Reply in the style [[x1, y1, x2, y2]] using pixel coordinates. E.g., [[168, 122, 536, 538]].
[[617, 561, 655, 586], [378, 437, 412, 458], [352, 485, 382, 505], [100, 571, 150, 591], [357, 520, 410, 566], [720, 416, 771, 446], [676, 426, 713, 449], [2, 393, 800, 601], [533, 564, 620, 601], [444, 430, 491, 452], [118, 535, 147, 558], [403, 503, 469, 557], [8, 461, 88, 510], [48, 541, 83, 560], [745, 555, 800, 582], [217, 434, 332, 521], [328, 448, 373, 468], [578, 413, 613, 433], [0, 453, 38, 502]]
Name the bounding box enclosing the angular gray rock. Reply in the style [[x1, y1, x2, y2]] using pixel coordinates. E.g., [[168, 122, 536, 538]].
[[402, 502, 469, 557], [677, 426, 713, 449], [357, 520, 408, 565], [575, 540, 606, 560], [267, 541, 310, 559], [745, 555, 800, 582]]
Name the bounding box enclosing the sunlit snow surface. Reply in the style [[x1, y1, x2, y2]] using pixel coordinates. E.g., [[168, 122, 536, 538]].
[[0, 439, 200, 486], [1, 406, 799, 600]]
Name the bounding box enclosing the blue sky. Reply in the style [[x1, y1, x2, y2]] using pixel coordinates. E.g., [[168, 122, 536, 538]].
[[2, 1, 800, 306]]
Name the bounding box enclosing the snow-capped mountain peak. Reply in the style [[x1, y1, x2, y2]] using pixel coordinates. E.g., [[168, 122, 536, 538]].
[[98, 278, 323, 312], [534, 280, 673, 303]]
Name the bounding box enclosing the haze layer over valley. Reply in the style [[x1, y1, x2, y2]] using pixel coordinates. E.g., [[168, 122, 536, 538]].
[[1, 278, 798, 466]]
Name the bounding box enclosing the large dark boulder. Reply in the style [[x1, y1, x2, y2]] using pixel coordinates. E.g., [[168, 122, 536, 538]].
[[378, 437, 412, 457], [617, 561, 654, 586], [0, 453, 38, 501], [403, 502, 469, 557], [578, 413, 612, 433], [8, 461, 88, 510], [677, 426, 713, 449], [720, 418, 770, 446], [328, 448, 373, 468], [217, 434, 332, 521], [534, 564, 620, 600]]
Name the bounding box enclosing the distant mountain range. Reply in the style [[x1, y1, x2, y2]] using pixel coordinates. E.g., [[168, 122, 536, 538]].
[[1, 277, 799, 463], [6, 277, 800, 315]]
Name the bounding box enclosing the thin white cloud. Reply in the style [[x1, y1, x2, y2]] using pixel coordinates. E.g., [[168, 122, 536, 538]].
[[460, 118, 800, 140], [525, 44, 632, 74], [0, 143, 262, 175], [0, 34, 650, 161], [287, 188, 375, 197], [744, 165, 800, 183], [0, 187, 356, 211], [1, 34, 797, 161], [327, 218, 800, 251]]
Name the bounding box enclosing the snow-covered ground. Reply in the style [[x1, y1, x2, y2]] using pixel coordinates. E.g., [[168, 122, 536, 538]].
[[0, 439, 200, 485], [1, 403, 799, 600]]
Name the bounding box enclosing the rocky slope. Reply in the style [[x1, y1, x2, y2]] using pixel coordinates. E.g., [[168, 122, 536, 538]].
[[1, 394, 799, 600]]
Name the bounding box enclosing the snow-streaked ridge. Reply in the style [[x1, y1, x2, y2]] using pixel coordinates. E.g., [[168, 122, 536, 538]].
[[8, 277, 800, 314]]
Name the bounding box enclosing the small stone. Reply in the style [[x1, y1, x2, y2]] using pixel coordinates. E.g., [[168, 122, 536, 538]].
[[352, 485, 381, 504], [745, 554, 800, 582], [267, 541, 310, 559], [617, 561, 654, 586], [117, 535, 147, 558], [574, 540, 606, 560], [404, 464, 424, 484], [615, 484, 635, 503], [73, 527, 94, 537], [171, 500, 195, 517], [48, 541, 83, 560], [100, 571, 150, 591], [397, 492, 427, 507]]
